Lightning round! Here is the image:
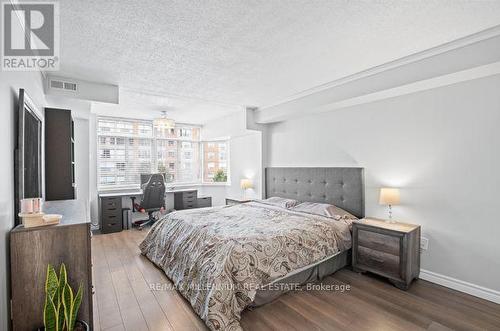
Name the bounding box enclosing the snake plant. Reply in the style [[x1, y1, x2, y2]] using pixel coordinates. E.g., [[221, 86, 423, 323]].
[[44, 263, 83, 331]]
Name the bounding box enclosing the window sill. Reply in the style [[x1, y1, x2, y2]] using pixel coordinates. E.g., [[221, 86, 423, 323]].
[[98, 182, 232, 194], [200, 182, 231, 187]]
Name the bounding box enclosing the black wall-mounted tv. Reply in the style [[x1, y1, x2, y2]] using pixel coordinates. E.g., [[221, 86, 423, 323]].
[[15, 89, 44, 225]]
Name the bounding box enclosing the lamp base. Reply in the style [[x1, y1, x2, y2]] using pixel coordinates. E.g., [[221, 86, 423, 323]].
[[385, 219, 397, 224]]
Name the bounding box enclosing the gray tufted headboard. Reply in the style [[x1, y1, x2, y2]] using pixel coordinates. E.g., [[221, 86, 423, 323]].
[[265, 167, 365, 218]]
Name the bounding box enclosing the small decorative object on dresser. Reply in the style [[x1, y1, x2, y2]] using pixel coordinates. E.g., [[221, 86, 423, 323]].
[[225, 197, 252, 205], [352, 218, 420, 290]]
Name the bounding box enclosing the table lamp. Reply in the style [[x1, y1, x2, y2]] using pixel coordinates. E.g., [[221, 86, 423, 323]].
[[240, 179, 253, 199], [379, 188, 400, 223]]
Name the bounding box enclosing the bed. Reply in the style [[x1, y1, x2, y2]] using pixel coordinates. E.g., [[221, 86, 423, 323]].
[[140, 167, 364, 331]]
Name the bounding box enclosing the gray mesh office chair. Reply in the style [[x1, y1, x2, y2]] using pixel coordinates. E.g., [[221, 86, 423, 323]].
[[132, 173, 166, 230]]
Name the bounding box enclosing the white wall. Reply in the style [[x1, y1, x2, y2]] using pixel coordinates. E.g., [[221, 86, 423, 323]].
[[0, 71, 47, 331], [200, 111, 263, 205], [74, 118, 90, 218], [266, 74, 500, 293]]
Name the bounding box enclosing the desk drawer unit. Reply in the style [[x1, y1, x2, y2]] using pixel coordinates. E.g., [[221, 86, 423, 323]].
[[174, 190, 198, 210], [197, 197, 212, 208], [100, 196, 123, 233]]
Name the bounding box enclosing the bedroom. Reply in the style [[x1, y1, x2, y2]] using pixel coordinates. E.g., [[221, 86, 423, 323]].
[[1, 1, 500, 330]]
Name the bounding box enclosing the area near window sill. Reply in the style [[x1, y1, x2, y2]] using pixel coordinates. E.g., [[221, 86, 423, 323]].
[[97, 182, 232, 195]]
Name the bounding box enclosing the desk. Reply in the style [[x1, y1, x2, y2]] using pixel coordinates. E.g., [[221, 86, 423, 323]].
[[98, 190, 143, 198], [98, 188, 212, 232]]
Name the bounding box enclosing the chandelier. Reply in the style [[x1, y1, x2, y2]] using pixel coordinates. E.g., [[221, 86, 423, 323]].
[[153, 110, 175, 130]]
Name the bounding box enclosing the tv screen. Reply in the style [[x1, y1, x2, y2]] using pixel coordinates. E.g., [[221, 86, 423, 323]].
[[15, 89, 43, 225], [24, 109, 42, 198]]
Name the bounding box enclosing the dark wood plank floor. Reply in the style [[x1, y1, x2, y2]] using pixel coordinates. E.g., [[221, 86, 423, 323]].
[[92, 230, 500, 331]]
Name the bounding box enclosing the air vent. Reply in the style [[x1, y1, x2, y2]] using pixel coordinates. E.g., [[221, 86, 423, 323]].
[[50, 79, 63, 89], [64, 82, 77, 91], [49, 79, 77, 92]]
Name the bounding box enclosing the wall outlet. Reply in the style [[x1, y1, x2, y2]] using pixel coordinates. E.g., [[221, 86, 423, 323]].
[[420, 237, 429, 251]]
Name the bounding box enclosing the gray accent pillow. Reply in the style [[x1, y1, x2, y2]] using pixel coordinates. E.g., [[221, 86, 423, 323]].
[[261, 197, 300, 209], [291, 202, 357, 221]]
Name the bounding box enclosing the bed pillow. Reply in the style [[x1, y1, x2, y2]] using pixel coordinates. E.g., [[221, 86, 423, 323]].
[[261, 197, 300, 208], [291, 201, 357, 221]]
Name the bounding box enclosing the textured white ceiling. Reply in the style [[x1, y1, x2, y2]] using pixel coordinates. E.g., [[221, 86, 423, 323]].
[[58, 0, 500, 121]]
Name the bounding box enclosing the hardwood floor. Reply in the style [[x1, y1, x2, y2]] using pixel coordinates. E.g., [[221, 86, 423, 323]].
[[92, 230, 500, 331]]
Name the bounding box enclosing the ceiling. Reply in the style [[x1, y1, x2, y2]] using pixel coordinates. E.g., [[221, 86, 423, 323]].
[[57, 0, 500, 122]]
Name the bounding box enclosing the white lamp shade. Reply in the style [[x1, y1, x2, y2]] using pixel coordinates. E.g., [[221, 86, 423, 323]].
[[240, 179, 253, 190], [379, 188, 400, 205]]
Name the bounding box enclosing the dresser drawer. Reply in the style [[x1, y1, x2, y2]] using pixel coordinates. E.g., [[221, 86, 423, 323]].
[[357, 246, 400, 279], [102, 212, 120, 224], [101, 216, 122, 233], [358, 229, 400, 255], [101, 197, 122, 210], [182, 190, 197, 199], [183, 202, 197, 209], [183, 196, 197, 204], [102, 207, 121, 219], [197, 197, 212, 208]]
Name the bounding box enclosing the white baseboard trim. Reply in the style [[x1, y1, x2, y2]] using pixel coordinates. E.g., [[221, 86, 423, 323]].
[[420, 269, 500, 304]]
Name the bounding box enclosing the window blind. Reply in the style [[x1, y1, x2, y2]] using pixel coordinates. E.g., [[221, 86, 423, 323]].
[[97, 117, 207, 190], [97, 118, 154, 190]]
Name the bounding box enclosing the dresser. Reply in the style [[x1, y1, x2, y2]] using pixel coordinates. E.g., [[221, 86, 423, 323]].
[[352, 218, 420, 290], [174, 190, 198, 210], [100, 196, 123, 233], [10, 216, 93, 330]]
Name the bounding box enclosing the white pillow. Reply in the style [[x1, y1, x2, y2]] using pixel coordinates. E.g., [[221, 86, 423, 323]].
[[262, 197, 300, 208], [291, 202, 357, 221]]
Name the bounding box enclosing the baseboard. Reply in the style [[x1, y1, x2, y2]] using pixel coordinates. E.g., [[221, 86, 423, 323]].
[[420, 269, 500, 304]]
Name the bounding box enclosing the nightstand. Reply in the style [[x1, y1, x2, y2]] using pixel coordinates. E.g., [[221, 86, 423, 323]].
[[352, 218, 421, 290], [225, 197, 252, 205]]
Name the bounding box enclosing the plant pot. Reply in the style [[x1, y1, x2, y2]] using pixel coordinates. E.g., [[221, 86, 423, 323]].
[[74, 320, 90, 331], [37, 320, 89, 331]]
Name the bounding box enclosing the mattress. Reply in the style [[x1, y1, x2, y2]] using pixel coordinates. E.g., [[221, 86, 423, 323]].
[[140, 201, 352, 331]]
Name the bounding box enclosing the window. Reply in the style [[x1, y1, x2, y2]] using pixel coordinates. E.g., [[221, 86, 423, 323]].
[[156, 126, 201, 184], [202, 140, 229, 183], [97, 118, 154, 190], [98, 117, 228, 190]]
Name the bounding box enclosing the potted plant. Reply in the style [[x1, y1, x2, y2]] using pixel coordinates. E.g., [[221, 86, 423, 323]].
[[213, 169, 227, 182], [40, 263, 89, 331]]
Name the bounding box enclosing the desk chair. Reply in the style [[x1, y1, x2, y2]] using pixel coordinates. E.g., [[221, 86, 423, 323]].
[[132, 173, 166, 230]]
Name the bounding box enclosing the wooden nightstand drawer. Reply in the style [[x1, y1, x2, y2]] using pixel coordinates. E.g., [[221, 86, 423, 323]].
[[357, 246, 400, 279], [358, 229, 400, 255]]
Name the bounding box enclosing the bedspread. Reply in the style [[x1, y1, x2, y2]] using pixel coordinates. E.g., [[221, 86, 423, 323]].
[[139, 201, 351, 330]]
